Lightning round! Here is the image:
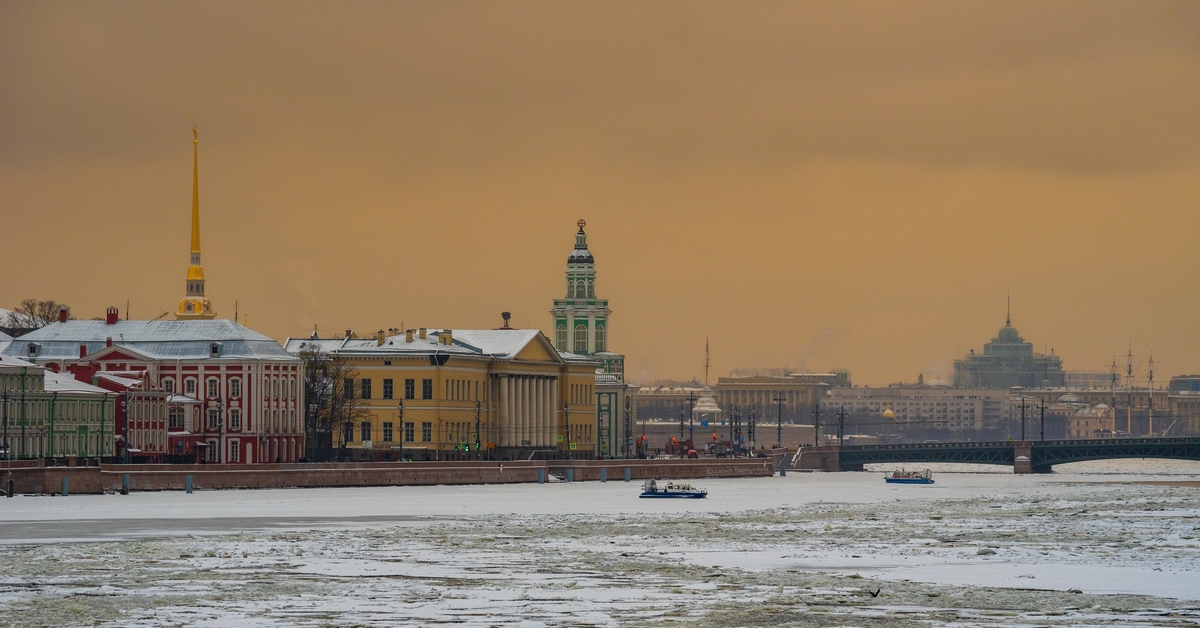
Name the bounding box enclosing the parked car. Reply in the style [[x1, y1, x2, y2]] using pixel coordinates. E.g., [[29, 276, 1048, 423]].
[[687, 449, 699, 459]]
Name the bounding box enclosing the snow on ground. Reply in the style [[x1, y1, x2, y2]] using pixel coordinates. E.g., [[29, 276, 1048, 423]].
[[1, 459, 1199, 626]]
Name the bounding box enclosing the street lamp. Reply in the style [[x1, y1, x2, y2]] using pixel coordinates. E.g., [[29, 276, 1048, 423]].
[[773, 394, 786, 447], [686, 392, 695, 447], [474, 400, 481, 461], [3, 389, 11, 498]]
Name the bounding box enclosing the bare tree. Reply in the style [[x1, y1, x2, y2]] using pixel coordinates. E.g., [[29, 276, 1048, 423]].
[[299, 346, 333, 461], [327, 354, 370, 461], [3, 298, 73, 334]]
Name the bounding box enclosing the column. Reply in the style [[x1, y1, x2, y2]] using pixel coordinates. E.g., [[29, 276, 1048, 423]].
[[549, 379, 559, 446], [538, 377, 547, 447], [521, 376, 531, 446], [532, 377, 541, 447], [499, 375, 510, 447]]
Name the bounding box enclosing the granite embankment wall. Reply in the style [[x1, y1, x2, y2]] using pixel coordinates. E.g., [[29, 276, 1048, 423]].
[[3, 457, 778, 494]]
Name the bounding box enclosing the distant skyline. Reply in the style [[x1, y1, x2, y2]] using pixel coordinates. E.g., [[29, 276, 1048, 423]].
[[2, 2, 1198, 386]]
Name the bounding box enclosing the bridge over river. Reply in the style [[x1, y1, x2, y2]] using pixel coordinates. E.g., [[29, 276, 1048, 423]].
[[795, 437, 1200, 474]]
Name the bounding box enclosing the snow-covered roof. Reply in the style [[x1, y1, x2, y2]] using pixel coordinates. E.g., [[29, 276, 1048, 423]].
[[96, 372, 144, 389], [3, 319, 295, 361], [168, 394, 202, 405], [44, 371, 109, 395], [287, 329, 565, 362], [0, 353, 39, 371], [450, 329, 543, 359]]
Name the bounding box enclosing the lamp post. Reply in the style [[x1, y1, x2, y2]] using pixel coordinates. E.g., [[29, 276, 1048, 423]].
[[1019, 396, 1026, 441], [812, 402, 821, 447], [1039, 397, 1045, 441], [678, 404, 685, 443], [397, 399, 405, 462], [837, 404, 846, 446], [748, 405, 756, 451], [686, 392, 695, 447], [474, 400, 481, 461], [563, 401, 569, 461], [773, 395, 786, 447]]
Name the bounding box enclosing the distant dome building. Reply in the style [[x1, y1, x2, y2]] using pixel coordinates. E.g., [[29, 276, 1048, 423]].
[[952, 301, 1065, 389], [692, 386, 722, 424]]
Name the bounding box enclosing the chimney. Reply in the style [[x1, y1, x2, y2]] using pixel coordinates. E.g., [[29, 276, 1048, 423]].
[[79, 344, 88, 358], [376, 329, 386, 346], [419, 328, 427, 340], [405, 330, 414, 343], [105, 307, 118, 325], [59, 306, 69, 323], [344, 329, 352, 338], [106, 337, 113, 347]]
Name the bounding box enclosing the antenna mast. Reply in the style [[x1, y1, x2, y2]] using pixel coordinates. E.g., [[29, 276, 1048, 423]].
[[1126, 344, 1134, 435], [1148, 352, 1155, 436], [704, 337, 710, 387], [1110, 356, 1118, 434]]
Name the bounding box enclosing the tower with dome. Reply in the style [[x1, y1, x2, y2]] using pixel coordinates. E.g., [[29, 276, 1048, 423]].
[[953, 301, 1065, 389], [550, 219, 624, 381]]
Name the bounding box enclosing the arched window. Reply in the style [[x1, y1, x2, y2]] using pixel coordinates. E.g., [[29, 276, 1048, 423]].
[[587, 279, 594, 298], [574, 325, 588, 353], [575, 280, 584, 299], [567, 281, 575, 298], [555, 325, 567, 351], [595, 325, 605, 353]]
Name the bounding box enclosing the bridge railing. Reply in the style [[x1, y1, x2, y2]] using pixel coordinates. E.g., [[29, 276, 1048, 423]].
[[843, 437, 1200, 452], [842, 441, 1010, 452]]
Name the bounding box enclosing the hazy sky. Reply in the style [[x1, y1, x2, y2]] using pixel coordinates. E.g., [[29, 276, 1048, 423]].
[[2, 1, 1198, 385]]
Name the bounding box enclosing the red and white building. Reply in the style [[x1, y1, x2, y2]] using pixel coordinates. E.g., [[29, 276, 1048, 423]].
[[4, 307, 304, 463]]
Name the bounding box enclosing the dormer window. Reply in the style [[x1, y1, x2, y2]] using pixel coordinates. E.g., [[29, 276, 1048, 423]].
[[26, 343, 38, 358], [209, 343, 221, 358]]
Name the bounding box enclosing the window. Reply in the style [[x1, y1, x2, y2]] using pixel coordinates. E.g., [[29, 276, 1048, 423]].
[[361, 378, 372, 400], [383, 422, 393, 442], [168, 407, 184, 430], [404, 422, 415, 442], [567, 281, 575, 298], [206, 440, 216, 462], [587, 279, 594, 298], [185, 378, 196, 396], [556, 325, 567, 351], [574, 325, 588, 353], [383, 378, 394, 400], [229, 378, 241, 398], [163, 378, 175, 393], [228, 439, 239, 462], [421, 422, 432, 442], [207, 409, 220, 431], [361, 421, 372, 442], [404, 379, 415, 400], [344, 378, 354, 400], [595, 325, 605, 353], [229, 409, 241, 430], [421, 379, 433, 400], [343, 422, 354, 444]]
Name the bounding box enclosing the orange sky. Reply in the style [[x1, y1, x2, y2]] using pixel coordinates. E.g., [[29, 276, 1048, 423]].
[[2, 1, 1198, 385]]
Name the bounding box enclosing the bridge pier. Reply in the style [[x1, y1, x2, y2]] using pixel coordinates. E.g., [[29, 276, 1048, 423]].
[[1013, 441, 1052, 474], [796, 446, 861, 472]]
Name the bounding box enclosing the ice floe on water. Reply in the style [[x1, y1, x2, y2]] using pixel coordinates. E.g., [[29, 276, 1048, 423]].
[[1, 458, 1198, 626]]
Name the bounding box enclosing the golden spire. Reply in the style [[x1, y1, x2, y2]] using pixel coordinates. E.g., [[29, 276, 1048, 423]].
[[177, 125, 215, 320], [191, 125, 200, 254]]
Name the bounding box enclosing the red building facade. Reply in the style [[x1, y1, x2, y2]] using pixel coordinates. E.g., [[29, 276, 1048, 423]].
[[5, 310, 303, 463]]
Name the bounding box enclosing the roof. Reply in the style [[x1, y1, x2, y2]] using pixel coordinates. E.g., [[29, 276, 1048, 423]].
[[0, 353, 40, 371], [43, 371, 109, 395], [4, 319, 295, 361], [287, 329, 570, 363]]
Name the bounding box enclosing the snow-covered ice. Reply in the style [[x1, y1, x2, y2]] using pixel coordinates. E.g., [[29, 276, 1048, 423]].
[[1, 459, 1199, 626]]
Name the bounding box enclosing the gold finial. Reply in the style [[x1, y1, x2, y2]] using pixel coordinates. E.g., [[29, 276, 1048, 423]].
[[192, 124, 198, 143], [577, 219, 586, 231]]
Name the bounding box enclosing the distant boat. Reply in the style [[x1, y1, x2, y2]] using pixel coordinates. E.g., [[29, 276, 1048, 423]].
[[885, 469, 934, 484], [639, 479, 708, 498]]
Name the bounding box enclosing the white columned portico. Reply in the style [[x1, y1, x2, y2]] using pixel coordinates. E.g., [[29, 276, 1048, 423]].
[[537, 377, 547, 447], [499, 375, 510, 447]]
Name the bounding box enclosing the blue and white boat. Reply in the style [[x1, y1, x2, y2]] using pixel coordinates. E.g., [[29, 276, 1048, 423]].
[[885, 469, 934, 484], [639, 479, 708, 498]]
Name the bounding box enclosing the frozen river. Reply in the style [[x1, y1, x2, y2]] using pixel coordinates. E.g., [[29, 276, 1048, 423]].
[[2, 459, 1199, 626]]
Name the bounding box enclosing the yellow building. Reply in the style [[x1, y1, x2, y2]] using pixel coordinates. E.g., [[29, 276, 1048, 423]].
[[286, 327, 601, 460]]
